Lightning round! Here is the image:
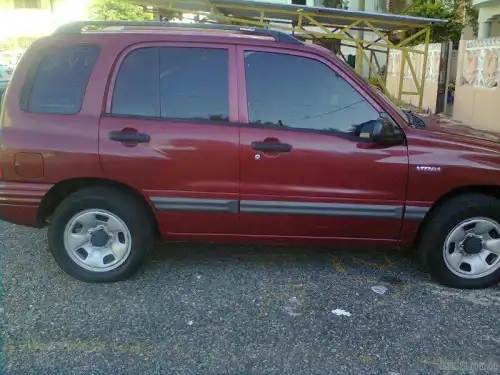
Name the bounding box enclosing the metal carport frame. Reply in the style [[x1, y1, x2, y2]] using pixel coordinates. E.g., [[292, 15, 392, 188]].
[[128, 0, 446, 110]]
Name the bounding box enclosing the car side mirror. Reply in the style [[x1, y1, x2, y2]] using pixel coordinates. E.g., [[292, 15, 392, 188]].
[[371, 118, 405, 146]]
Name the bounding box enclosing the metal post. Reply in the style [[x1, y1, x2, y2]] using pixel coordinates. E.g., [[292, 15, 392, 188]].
[[356, 42, 364, 75], [443, 41, 453, 115], [397, 50, 405, 106], [383, 45, 390, 95], [418, 27, 431, 111]]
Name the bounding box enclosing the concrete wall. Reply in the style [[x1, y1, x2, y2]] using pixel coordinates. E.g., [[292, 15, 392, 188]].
[[477, 3, 500, 23], [453, 37, 500, 131], [494, 20, 500, 36], [463, 21, 500, 40]]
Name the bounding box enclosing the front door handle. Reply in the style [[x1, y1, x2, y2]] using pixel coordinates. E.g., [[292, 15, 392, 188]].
[[251, 141, 292, 153], [109, 130, 150, 143]]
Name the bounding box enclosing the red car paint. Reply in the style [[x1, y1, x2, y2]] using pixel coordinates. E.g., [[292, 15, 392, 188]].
[[2, 29, 500, 251]]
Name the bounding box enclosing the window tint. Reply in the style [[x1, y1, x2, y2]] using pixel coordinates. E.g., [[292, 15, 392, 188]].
[[341, 58, 408, 121], [27, 44, 99, 114], [159, 47, 228, 121], [244, 51, 380, 137], [112, 47, 159, 117], [112, 47, 229, 121]]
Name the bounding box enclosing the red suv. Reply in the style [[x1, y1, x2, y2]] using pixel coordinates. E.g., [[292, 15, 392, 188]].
[[1, 21, 500, 288]]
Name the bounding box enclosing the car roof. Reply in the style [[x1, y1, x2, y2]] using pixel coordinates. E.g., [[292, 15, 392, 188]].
[[32, 31, 324, 65], [52, 21, 303, 45], [87, 27, 279, 42], [17, 21, 339, 63]]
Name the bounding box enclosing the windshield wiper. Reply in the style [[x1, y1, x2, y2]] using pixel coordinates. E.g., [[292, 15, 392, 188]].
[[402, 109, 414, 127], [403, 109, 426, 129]]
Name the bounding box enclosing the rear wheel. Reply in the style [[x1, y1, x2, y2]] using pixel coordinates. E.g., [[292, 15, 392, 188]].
[[418, 194, 500, 289], [48, 187, 155, 282]]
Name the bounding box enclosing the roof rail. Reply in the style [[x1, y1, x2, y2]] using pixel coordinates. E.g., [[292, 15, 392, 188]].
[[53, 21, 303, 45]]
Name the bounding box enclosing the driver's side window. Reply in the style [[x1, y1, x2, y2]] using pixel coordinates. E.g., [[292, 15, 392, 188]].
[[244, 51, 380, 138]]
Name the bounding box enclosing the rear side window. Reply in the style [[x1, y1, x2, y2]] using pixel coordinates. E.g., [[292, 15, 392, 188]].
[[111, 46, 229, 121], [26, 44, 100, 114], [159, 47, 228, 121], [111, 47, 160, 117]]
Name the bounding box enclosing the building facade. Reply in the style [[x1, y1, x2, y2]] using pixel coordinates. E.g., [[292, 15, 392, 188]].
[[474, 0, 500, 39], [0, 0, 90, 52]]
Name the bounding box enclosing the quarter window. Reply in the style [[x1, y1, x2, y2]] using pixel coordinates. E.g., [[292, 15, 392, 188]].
[[244, 51, 380, 137], [26, 44, 100, 114]]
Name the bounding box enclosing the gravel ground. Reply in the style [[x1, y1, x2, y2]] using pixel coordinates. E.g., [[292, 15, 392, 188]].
[[2, 220, 500, 375]]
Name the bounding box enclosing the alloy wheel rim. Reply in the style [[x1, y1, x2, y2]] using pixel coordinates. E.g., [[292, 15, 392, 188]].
[[443, 217, 500, 279], [63, 209, 132, 272]]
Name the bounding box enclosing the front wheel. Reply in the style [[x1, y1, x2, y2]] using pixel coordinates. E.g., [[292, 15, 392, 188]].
[[48, 187, 155, 282], [419, 194, 500, 289]]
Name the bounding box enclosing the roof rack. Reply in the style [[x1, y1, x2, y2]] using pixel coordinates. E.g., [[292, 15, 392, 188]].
[[53, 21, 303, 45]]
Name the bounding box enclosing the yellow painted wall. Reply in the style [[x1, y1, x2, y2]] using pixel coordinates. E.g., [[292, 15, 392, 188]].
[[493, 19, 500, 36]]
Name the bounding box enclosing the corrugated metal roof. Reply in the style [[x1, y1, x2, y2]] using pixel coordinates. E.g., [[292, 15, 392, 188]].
[[131, 0, 447, 30]]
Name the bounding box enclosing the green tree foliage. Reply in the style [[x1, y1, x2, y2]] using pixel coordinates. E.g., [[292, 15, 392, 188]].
[[89, 0, 153, 21], [463, 0, 479, 36], [402, 0, 478, 46]]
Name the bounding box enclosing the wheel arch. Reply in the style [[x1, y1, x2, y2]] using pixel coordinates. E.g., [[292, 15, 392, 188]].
[[38, 177, 160, 238], [412, 184, 500, 249]]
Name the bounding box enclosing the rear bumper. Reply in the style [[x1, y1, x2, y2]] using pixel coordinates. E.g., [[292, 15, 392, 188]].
[[0, 181, 52, 228], [0, 204, 41, 227]]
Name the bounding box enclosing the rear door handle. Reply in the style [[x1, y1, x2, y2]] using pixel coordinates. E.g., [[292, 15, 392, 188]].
[[109, 130, 150, 143], [251, 141, 292, 153]]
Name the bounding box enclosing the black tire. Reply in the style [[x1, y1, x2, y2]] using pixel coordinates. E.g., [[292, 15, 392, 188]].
[[418, 193, 500, 289], [48, 186, 155, 282]]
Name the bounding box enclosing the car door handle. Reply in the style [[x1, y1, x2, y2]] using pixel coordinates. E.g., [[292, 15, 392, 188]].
[[109, 130, 150, 143], [251, 141, 292, 153]]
